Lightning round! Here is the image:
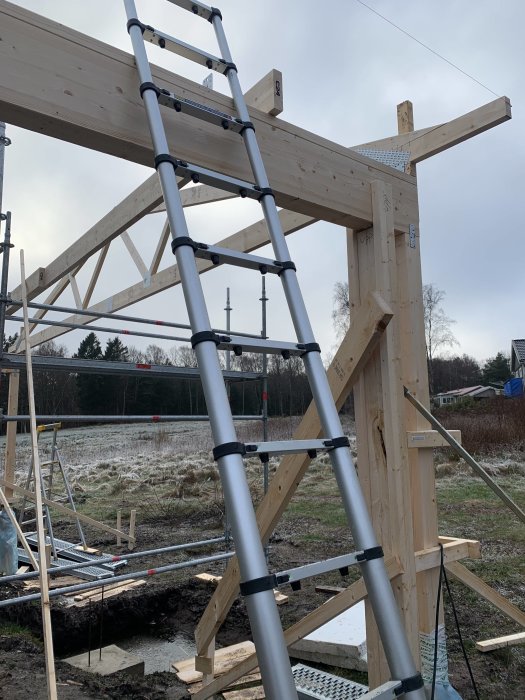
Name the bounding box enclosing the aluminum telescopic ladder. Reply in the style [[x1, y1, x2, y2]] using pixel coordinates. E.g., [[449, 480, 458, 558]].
[[124, 2, 425, 698]]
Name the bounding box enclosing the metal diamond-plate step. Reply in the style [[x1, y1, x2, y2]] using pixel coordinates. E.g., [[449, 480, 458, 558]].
[[292, 664, 369, 699], [25, 534, 126, 573], [17, 548, 113, 581]]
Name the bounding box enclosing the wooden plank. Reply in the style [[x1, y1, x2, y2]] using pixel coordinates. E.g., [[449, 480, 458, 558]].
[[121, 230, 149, 281], [83, 244, 109, 308], [0, 1, 417, 231], [194, 291, 393, 655], [445, 561, 525, 628], [354, 96, 511, 165], [189, 672, 262, 695], [195, 572, 223, 585], [222, 687, 265, 700], [0, 478, 135, 544], [151, 184, 237, 214], [397, 100, 414, 135], [173, 641, 255, 684], [244, 69, 283, 116], [191, 558, 402, 700], [3, 369, 19, 500], [149, 219, 170, 275], [407, 429, 461, 449], [23, 209, 315, 349], [476, 632, 525, 653], [20, 249, 58, 700], [415, 538, 480, 573], [68, 272, 82, 309]]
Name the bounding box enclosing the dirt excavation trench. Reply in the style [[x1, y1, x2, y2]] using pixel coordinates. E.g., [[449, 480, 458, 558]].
[[0, 531, 253, 699]]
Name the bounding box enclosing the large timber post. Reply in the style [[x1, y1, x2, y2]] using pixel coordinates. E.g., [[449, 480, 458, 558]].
[[348, 178, 421, 687]]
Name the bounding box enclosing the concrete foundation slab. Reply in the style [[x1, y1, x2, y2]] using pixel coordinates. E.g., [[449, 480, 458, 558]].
[[63, 644, 145, 678], [290, 600, 367, 672]]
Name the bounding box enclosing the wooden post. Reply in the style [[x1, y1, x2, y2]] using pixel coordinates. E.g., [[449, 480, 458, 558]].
[[394, 102, 445, 683], [3, 369, 20, 501], [128, 509, 136, 551], [347, 180, 420, 686], [397, 100, 415, 175], [116, 509, 122, 546], [20, 249, 58, 700]]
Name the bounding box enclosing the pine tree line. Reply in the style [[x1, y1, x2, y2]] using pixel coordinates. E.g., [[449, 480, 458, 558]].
[[0, 332, 315, 423]]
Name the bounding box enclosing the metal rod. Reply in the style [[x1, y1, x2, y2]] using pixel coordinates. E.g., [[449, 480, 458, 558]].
[[8, 314, 191, 344], [404, 386, 525, 524], [0, 551, 234, 608], [0, 535, 228, 584], [0, 212, 12, 360], [4, 298, 262, 341], [55, 446, 87, 548], [1, 414, 263, 423], [0, 122, 10, 224]]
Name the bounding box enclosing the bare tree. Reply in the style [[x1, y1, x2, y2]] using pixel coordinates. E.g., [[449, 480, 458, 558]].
[[423, 283, 458, 392], [332, 281, 350, 339]]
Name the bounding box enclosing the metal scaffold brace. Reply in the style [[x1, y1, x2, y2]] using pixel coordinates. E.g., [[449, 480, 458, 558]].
[[124, 0, 426, 697]]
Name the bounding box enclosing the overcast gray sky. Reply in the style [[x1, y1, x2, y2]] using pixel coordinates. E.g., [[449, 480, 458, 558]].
[[2, 0, 524, 366]]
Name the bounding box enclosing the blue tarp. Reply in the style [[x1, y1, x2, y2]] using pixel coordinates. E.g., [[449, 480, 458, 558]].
[[504, 378, 524, 397]]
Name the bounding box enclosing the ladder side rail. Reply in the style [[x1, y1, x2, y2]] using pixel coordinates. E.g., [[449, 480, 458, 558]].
[[124, 3, 298, 698], [211, 14, 424, 698]]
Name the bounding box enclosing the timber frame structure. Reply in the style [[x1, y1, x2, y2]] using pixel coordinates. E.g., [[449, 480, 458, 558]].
[[0, 0, 521, 696]]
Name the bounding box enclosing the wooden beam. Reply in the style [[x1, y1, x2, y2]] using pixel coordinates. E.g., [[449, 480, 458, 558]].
[[68, 272, 82, 309], [149, 219, 170, 275], [192, 557, 403, 700], [445, 561, 525, 628], [82, 244, 109, 309], [0, 1, 417, 230], [415, 538, 480, 573], [244, 69, 283, 116], [23, 210, 316, 348], [397, 100, 414, 135], [150, 184, 237, 214], [121, 230, 149, 282], [353, 96, 511, 165], [407, 429, 461, 449], [194, 291, 393, 655], [20, 250, 58, 700], [476, 632, 525, 653]]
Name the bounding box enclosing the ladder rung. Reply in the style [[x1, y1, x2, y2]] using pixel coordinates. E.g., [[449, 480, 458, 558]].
[[275, 551, 365, 588], [218, 335, 305, 357], [167, 159, 264, 201], [158, 91, 245, 133], [244, 439, 339, 457], [165, 0, 214, 21], [143, 26, 230, 74], [194, 244, 284, 274]]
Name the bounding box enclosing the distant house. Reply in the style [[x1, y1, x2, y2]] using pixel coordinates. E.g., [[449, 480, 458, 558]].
[[433, 385, 496, 408], [510, 339, 525, 380]]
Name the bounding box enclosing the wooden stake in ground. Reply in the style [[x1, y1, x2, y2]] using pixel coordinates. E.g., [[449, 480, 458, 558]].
[[20, 249, 58, 700]]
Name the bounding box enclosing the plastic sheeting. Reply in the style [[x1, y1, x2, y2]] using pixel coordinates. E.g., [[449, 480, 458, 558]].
[[0, 509, 18, 575]]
